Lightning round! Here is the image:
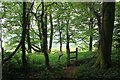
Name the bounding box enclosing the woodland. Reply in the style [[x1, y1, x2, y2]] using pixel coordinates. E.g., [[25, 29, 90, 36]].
[[0, 1, 120, 80]]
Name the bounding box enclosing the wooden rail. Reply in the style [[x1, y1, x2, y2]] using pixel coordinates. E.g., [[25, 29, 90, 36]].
[[67, 48, 78, 66]]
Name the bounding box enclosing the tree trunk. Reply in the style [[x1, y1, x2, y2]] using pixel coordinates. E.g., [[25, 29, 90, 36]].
[[2, 2, 34, 64], [0, 38, 4, 64], [44, 13, 49, 68], [58, 19, 63, 62], [89, 18, 93, 51], [60, 31, 62, 54], [38, 19, 43, 52], [21, 2, 27, 67], [59, 21, 63, 54], [41, 2, 49, 68], [93, 2, 115, 68], [66, 20, 70, 66], [49, 14, 53, 53], [3, 40, 22, 64], [27, 16, 31, 53]]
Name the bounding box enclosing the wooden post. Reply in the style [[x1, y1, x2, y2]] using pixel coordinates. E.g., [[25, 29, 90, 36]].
[[76, 48, 78, 60]]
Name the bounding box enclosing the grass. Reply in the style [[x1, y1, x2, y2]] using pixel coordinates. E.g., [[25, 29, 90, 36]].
[[2, 49, 120, 80], [75, 50, 120, 80], [75, 63, 120, 80]]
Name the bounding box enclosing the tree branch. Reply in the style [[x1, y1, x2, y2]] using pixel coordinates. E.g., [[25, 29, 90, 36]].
[[3, 40, 22, 64], [31, 45, 41, 52]]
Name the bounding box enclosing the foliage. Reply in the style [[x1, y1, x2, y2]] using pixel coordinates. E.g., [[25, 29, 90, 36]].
[[76, 66, 120, 80], [1, 2, 120, 80], [3, 50, 120, 79], [1, 2, 101, 52], [75, 51, 120, 80]]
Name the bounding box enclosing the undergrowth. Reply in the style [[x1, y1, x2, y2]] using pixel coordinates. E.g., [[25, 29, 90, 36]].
[[2, 50, 120, 80]]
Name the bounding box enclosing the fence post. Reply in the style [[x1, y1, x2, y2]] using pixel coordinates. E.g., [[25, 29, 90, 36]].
[[76, 48, 78, 60]]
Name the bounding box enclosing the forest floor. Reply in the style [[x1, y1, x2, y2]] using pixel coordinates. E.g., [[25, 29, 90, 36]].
[[3, 52, 120, 80], [63, 62, 78, 80]]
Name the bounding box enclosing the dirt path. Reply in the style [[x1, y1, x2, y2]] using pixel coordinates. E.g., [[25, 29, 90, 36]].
[[64, 64, 77, 79]]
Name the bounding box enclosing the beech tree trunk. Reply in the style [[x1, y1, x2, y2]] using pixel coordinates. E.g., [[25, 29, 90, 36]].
[[3, 2, 34, 64], [49, 14, 53, 53], [57, 19, 63, 54], [26, 2, 33, 53], [22, 2, 27, 67], [27, 16, 31, 53], [66, 20, 70, 66], [58, 19, 63, 62], [38, 18, 43, 52], [59, 25, 62, 54], [0, 38, 4, 64], [93, 2, 115, 68], [89, 18, 93, 51], [41, 2, 49, 68]]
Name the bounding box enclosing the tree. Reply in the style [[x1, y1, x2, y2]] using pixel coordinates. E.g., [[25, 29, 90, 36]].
[[89, 18, 93, 51], [48, 14, 54, 53], [58, 19, 63, 62], [21, 2, 27, 67], [26, 3, 32, 53], [41, 2, 49, 68], [93, 2, 115, 68], [21, 2, 34, 67], [0, 38, 4, 64], [66, 19, 70, 66], [2, 2, 34, 65], [114, 2, 120, 49]]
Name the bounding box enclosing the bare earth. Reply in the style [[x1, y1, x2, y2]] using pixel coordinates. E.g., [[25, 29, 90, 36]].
[[64, 64, 77, 80]]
